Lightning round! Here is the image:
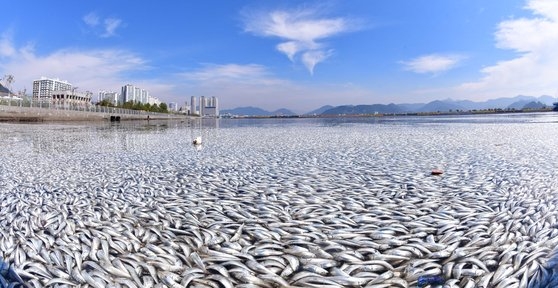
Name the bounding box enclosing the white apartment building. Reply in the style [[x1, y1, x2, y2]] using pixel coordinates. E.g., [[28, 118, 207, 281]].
[[190, 96, 219, 117], [190, 96, 198, 115], [148, 96, 161, 106], [141, 89, 148, 103], [121, 84, 154, 105], [98, 91, 120, 105], [205, 96, 219, 117], [120, 84, 133, 104], [200, 96, 206, 116], [33, 77, 72, 100]]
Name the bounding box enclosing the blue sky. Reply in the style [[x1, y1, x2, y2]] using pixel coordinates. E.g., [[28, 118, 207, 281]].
[[1, 0, 557, 112]]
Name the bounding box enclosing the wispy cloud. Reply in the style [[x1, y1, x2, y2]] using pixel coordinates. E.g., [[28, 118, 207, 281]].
[[83, 12, 123, 38], [177, 63, 379, 112], [83, 12, 100, 27], [180, 63, 288, 92], [242, 6, 358, 74], [0, 31, 16, 58], [302, 49, 333, 75], [459, 0, 558, 98], [182, 63, 270, 82], [0, 33, 159, 96], [102, 18, 123, 38], [401, 54, 465, 74], [179, 63, 295, 109]]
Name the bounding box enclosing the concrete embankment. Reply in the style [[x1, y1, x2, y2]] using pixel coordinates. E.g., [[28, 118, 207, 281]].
[[0, 105, 188, 122]]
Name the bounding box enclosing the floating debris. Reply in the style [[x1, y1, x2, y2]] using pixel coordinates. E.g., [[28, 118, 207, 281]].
[[431, 169, 444, 175]]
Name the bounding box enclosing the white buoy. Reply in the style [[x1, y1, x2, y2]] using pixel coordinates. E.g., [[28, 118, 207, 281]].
[[193, 136, 202, 145]]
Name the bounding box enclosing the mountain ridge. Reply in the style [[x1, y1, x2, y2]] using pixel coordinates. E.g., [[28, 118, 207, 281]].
[[220, 106, 297, 116], [221, 95, 557, 116]]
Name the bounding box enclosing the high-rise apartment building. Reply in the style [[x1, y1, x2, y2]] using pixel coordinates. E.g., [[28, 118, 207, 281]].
[[211, 96, 219, 117], [120, 84, 132, 104], [32, 77, 72, 100], [141, 89, 149, 104], [200, 96, 206, 116], [99, 91, 120, 105], [121, 84, 153, 105], [203, 96, 219, 117], [190, 96, 197, 115], [133, 87, 141, 102], [190, 96, 219, 117]]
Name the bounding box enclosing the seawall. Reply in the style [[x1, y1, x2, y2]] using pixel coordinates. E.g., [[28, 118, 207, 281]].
[[0, 105, 187, 122]]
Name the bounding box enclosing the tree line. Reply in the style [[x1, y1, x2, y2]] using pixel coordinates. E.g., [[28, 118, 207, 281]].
[[97, 100, 168, 113]]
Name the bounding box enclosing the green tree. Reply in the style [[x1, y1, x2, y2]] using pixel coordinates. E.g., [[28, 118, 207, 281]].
[[143, 103, 151, 111], [132, 101, 143, 110], [97, 99, 114, 107], [122, 101, 134, 110], [99, 100, 170, 113]]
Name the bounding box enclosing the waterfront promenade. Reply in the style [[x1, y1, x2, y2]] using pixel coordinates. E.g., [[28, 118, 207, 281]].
[[0, 101, 187, 122]]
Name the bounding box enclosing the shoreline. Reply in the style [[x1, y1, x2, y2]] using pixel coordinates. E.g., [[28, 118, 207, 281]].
[[224, 108, 556, 119], [1, 104, 555, 123]]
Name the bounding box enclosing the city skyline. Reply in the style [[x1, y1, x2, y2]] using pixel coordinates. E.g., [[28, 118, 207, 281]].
[[1, 1, 557, 113]]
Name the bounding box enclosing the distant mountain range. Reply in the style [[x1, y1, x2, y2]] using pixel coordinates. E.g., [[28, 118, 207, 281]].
[[220, 106, 297, 116], [305, 105, 334, 115], [221, 95, 557, 117]]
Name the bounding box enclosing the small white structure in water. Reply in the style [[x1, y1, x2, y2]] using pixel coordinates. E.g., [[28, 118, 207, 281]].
[[193, 136, 202, 145]]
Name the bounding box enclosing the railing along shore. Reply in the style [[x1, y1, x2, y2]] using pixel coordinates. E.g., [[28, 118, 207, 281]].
[[0, 98, 185, 121]]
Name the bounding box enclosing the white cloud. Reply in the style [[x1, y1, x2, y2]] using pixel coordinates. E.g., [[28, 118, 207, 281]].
[[0, 32, 16, 58], [179, 63, 292, 109], [83, 12, 123, 38], [182, 63, 271, 82], [102, 18, 123, 38], [302, 50, 332, 75], [180, 63, 288, 98], [0, 34, 177, 99], [401, 54, 465, 74], [178, 63, 380, 112], [242, 6, 357, 74], [276, 41, 303, 62], [459, 0, 558, 98], [256, 10, 348, 42], [526, 0, 558, 20], [83, 12, 100, 27]]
